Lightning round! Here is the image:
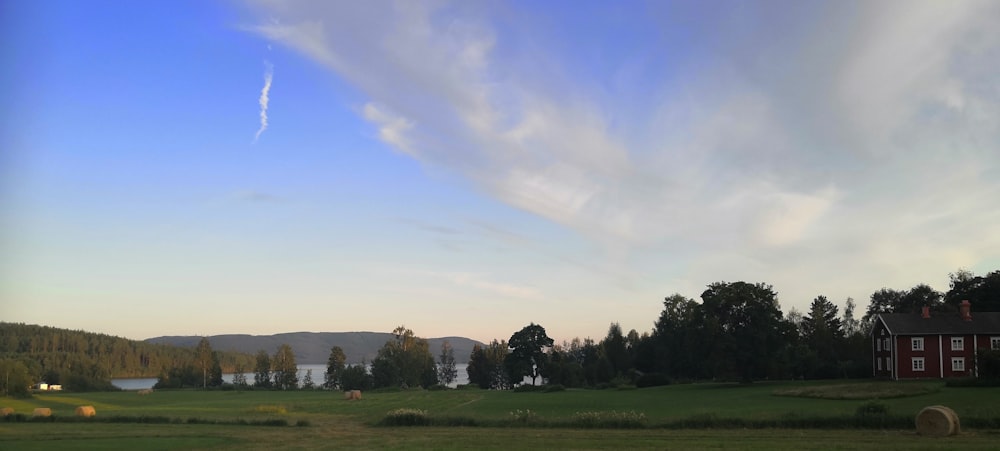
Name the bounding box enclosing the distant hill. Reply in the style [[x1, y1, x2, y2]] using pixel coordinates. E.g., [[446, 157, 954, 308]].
[[145, 332, 483, 364]]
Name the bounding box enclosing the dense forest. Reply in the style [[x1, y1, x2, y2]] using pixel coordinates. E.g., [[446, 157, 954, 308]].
[[329, 268, 1000, 391], [0, 323, 254, 395]]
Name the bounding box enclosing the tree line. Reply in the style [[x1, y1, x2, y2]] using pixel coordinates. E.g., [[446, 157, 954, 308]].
[[5, 268, 997, 395], [320, 268, 1000, 390], [0, 323, 257, 395], [156, 267, 1000, 391]]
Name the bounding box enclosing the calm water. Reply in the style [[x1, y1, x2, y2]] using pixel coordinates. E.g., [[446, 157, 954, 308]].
[[112, 363, 472, 390]]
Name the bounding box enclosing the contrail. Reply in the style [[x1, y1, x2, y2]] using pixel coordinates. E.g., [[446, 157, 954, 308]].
[[253, 60, 274, 143]]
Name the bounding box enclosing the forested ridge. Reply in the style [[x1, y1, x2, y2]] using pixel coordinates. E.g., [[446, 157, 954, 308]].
[[0, 322, 254, 392]]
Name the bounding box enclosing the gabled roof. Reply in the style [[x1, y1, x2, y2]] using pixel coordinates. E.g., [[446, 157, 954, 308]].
[[876, 312, 1000, 336]]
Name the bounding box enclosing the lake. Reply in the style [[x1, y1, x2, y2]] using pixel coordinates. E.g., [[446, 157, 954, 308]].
[[112, 363, 473, 390]]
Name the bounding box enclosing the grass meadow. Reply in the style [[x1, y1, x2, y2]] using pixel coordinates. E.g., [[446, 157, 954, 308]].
[[2, 380, 999, 450]]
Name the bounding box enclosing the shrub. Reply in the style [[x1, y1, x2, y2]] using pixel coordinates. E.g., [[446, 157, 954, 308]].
[[542, 384, 566, 393], [635, 373, 671, 388], [508, 409, 539, 425], [380, 408, 430, 426], [433, 416, 479, 427], [573, 410, 647, 429], [295, 419, 311, 427], [250, 404, 287, 414], [513, 384, 544, 392], [946, 377, 1000, 387]]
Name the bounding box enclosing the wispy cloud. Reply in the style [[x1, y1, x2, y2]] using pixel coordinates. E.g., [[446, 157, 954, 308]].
[[253, 60, 274, 143], [244, 1, 1000, 307]]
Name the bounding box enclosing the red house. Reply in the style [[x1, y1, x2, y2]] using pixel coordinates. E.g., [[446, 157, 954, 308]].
[[872, 301, 1000, 380]]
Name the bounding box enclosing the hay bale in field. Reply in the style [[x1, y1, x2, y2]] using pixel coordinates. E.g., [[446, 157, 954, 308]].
[[75, 405, 96, 417], [916, 405, 960, 436], [352, 390, 362, 400], [344, 391, 353, 400], [1, 407, 13, 417], [137, 388, 153, 395], [32, 408, 52, 417]]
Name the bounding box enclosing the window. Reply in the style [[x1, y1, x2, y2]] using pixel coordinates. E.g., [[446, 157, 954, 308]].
[[952, 358, 965, 372], [884, 338, 891, 350], [911, 337, 924, 351], [992, 337, 1000, 350], [912, 357, 925, 372], [951, 337, 964, 351], [877, 340, 882, 352], [886, 357, 892, 372], [877, 358, 882, 371]]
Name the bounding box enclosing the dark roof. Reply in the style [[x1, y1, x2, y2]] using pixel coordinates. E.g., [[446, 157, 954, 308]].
[[877, 312, 1000, 335]]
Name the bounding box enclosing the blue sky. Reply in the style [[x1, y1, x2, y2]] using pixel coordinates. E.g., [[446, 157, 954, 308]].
[[3, 0, 999, 344]]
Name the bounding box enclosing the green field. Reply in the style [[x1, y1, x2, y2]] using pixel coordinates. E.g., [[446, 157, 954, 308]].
[[2, 381, 999, 450]]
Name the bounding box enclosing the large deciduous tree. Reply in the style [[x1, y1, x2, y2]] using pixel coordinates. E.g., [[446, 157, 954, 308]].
[[505, 323, 554, 386], [272, 344, 298, 390], [467, 340, 511, 389], [194, 337, 213, 389], [864, 284, 945, 322], [946, 269, 1000, 312], [371, 326, 437, 388], [699, 281, 785, 383], [253, 350, 272, 388]]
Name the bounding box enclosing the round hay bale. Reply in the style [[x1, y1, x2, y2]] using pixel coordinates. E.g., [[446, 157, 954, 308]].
[[344, 391, 353, 400], [352, 390, 362, 400], [1, 407, 13, 417], [32, 408, 52, 417], [916, 405, 960, 437], [75, 405, 96, 417]]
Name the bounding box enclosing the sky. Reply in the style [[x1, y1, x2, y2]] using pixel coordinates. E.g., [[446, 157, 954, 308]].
[[2, 0, 999, 345]]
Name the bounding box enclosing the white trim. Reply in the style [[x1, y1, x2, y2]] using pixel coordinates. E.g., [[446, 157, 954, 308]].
[[939, 335, 944, 378], [912, 357, 925, 372], [974, 334, 979, 377], [951, 336, 964, 351], [951, 357, 965, 372], [992, 336, 1000, 350], [911, 337, 924, 351], [892, 335, 898, 380]]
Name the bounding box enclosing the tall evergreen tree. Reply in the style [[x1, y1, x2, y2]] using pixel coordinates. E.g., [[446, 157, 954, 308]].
[[324, 346, 347, 390], [437, 340, 458, 385]]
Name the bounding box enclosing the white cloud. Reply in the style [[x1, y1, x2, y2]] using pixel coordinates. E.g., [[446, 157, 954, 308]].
[[362, 103, 415, 155], [253, 60, 274, 143], [242, 0, 1000, 311]]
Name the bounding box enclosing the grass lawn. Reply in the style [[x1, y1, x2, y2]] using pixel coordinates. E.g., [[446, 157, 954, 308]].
[[2, 380, 999, 449]]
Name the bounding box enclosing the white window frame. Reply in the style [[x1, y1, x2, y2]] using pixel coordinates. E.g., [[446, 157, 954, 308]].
[[885, 338, 890, 350], [911, 337, 924, 351], [877, 358, 882, 371], [912, 357, 925, 372], [877, 339, 882, 352], [992, 336, 1000, 350], [886, 357, 892, 372], [951, 357, 965, 372], [951, 336, 964, 351]]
